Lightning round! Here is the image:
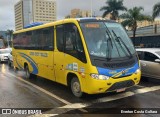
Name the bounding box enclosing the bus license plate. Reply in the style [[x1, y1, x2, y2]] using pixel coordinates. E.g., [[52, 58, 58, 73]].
[[116, 88, 126, 92]]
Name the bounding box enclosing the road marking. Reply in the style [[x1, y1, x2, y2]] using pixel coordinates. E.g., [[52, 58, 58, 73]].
[[6, 72, 160, 116], [136, 84, 145, 88], [6, 72, 88, 114], [37, 85, 160, 116], [7, 73, 71, 104]]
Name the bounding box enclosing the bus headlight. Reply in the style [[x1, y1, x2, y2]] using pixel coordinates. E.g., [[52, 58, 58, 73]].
[[90, 74, 110, 80], [135, 69, 140, 74]]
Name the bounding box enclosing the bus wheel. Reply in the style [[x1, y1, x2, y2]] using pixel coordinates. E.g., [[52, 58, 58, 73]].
[[71, 77, 83, 98], [14, 67, 18, 72], [25, 65, 30, 79]]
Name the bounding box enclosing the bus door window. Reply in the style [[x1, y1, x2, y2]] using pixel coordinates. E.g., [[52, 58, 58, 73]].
[[64, 24, 86, 63], [65, 32, 74, 51], [56, 25, 64, 52]]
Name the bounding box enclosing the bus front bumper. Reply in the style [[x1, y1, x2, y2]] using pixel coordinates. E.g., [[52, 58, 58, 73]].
[[82, 72, 141, 94]]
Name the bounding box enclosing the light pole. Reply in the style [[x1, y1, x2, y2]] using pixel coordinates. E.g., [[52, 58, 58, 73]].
[[91, 0, 93, 17], [6, 25, 9, 48]]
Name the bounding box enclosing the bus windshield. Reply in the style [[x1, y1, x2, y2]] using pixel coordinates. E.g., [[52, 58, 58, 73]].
[[80, 22, 135, 59]]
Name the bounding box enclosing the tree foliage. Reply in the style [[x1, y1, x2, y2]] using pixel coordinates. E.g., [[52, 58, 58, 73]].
[[120, 7, 152, 44], [100, 0, 127, 20], [153, 2, 160, 19]]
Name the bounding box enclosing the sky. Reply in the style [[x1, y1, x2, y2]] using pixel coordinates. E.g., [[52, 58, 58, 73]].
[[0, 0, 160, 31]]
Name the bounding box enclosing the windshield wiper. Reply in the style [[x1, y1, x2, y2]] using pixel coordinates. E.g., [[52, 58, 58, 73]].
[[112, 30, 132, 58], [105, 30, 113, 61]]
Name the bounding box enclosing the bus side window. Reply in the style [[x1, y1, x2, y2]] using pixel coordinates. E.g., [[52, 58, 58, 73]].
[[42, 28, 54, 50], [56, 25, 64, 52]]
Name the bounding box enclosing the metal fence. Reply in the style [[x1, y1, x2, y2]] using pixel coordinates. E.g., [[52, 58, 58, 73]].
[[127, 25, 160, 48], [127, 24, 160, 37]]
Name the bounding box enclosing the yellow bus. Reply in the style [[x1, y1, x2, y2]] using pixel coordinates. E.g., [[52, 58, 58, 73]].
[[13, 18, 141, 97]]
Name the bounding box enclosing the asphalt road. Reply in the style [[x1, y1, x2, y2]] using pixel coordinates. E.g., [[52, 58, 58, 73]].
[[0, 62, 160, 117]]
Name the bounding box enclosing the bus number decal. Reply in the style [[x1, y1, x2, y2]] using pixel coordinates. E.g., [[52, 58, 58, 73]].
[[29, 52, 48, 57], [66, 63, 78, 71]]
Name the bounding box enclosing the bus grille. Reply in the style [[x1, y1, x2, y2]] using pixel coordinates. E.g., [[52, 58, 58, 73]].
[[103, 58, 136, 69], [106, 80, 135, 92]]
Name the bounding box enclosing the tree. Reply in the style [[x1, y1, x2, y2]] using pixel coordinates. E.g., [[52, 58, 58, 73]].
[[100, 0, 127, 20], [5, 29, 14, 47], [152, 2, 160, 19], [152, 2, 160, 34], [120, 7, 152, 45], [65, 15, 71, 19], [6, 29, 14, 41]]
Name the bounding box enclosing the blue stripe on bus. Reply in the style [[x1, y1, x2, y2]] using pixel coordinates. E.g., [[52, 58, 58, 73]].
[[19, 53, 38, 74], [97, 62, 139, 77]]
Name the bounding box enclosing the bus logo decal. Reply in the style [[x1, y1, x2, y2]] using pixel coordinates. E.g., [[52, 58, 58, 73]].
[[19, 53, 38, 74]]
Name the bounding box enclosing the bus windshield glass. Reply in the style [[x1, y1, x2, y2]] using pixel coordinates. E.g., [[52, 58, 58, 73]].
[[80, 22, 135, 59]]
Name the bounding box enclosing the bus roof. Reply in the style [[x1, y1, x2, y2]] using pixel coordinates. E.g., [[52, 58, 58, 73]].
[[13, 18, 116, 34]]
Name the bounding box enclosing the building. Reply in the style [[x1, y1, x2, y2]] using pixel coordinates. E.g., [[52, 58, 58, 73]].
[[14, 0, 56, 31], [137, 20, 160, 28], [70, 9, 81, 18], [68, 9, 91, 18]]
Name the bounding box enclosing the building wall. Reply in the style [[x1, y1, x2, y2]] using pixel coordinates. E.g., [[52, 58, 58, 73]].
[[23, 0, 33, 27], [14, 0, 56, 31], [33, 0, 56, 23], [137, 20, 160, 28], [81, 10, 91, 17], [70, 9, 91, 18], [71, 9, 80, 18], [14, 0, 23, 31]]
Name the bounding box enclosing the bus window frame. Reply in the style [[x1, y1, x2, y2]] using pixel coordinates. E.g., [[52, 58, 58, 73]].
[[56, 23, 87, 63]]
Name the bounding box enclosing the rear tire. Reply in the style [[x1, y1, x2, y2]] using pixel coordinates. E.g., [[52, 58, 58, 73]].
[[71, 77, 84, 98], [25, 65, 31, 79], [8, 60, 12, 68]]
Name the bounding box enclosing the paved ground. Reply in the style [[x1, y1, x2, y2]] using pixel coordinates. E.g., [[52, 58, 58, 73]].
[[0, 63, 160, 117]]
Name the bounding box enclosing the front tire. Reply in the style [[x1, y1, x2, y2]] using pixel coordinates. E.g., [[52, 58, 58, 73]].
[[71, 77, 84, 98]]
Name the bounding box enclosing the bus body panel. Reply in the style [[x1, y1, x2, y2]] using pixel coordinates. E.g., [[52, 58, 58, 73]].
[[13, 49, 55, 81], [12, 18, 141, 95]]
